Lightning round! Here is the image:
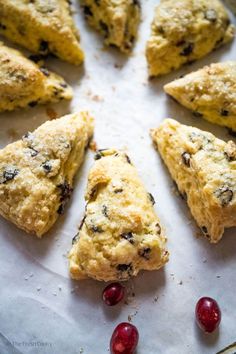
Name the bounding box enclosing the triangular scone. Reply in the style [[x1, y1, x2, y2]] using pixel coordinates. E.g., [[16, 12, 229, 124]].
[[0, 42, 73, 112], [69, 149, 169, 281], [146, 0, 235, 77], [0, 0, 84, 65], [0, 112, 94, 237], [151, 119, 236, 243], [164, 62, 236, 132], [81, 0, 141, 52]]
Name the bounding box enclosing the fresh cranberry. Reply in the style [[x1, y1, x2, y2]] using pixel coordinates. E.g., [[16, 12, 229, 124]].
[[195, 297, 221, 333], [102, 282, 125, 306], [110, 322, 139, 354]]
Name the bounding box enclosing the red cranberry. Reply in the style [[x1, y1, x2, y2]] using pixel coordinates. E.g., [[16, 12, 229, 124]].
[[195, 297, 221, 333], [102, 282, 125, 306], [110, 322, 139, 354]]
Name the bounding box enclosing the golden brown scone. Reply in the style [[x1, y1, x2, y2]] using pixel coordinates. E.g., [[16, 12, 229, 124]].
[[146, 0, 235, 77], [151, 119, 236, 243], [164, 61, 236, 132], [0, 112, 94, 237], [69, 149, 169, 282], [0, 0, 84, 65], [81, 0, 141, 53], [0, 41, 72, 112]]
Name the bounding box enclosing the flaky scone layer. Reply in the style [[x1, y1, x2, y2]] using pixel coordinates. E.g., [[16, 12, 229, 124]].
[[151, 119, 236, 243], [69, 149, 168, 281]]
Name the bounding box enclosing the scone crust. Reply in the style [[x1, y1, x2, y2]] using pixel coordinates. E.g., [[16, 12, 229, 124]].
[[0, 112, 94, 237], [81, 0, 141, 52], [69, 149, 169, 282], [151, 119, 236, 243], [0, 0, 84, 65], [0, 41, 72, 112], [164, 61, 236, 132], [146, 0, 235, 77]]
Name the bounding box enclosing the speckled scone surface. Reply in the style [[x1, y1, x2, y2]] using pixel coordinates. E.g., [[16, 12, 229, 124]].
[[0, 0, 84, 65], [69, 149, 169, 282], [0, 42, 72, 112], [164, 61, 236, 132], [151, 119, 236, 243], [0, 112, 94, 237], [146, 0, 235, 77], [81, 0, 141, 52]]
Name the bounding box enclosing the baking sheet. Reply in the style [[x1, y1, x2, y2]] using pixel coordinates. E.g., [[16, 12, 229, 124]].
[[0, 1, 236, 353]]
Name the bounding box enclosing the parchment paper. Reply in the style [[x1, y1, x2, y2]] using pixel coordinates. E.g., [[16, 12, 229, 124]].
[[0, 1, 236, 353]]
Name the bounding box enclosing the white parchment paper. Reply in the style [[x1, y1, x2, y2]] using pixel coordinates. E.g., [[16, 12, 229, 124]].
[[0, 1, 236, 353]]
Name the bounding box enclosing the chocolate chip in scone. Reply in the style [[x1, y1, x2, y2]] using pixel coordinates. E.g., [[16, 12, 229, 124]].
[[72, 232, 79, 245], [57, 182, 73, 214], [94, 0, 100, 5], [57, 181, 73, 202], [180, 43, 194, 56], [125, 154, 132, 164], [83, 6, 93, 17], [179, 191, 187, 201], [57, 204, 65, 215], [220, 109, 229, 117], [201, 226, 210, 239], [99, 21, 109, 37], [42, 161, 52, 173], [156, 222, 161, 234], [139, 247, 151, 260], [193, 111, 203, 118], [121, 232, 134, 244], [28, 54, 44, 63], [114, 188, 123, 194], [22, 132, 34, 141], [117, 263, 133, 276], [79, 215, 86, 230], [204, 9, 217, 23], [40, 67, 50, 77], [39, 40, 49, 54], [1, 167, 19, 184], [94, 149, 108, 160], [102, 205, 108, 218], [60, 82, 68, 88], [28, 147, 38, 157], [132, 0, 141, 8], [91, 225, 103, 233], [28, 101, 38, 108], [148, 193, 155, 205], [215, 186, 233, 206], [156, 26, 165, 34], [181, 152, 191, 167]]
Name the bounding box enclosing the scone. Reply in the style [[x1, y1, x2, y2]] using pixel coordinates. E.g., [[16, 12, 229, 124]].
[[69, 149, 169, 281], [164, 62, 236, 132], [0, 112, 94, 237], [146, 0, 235, 77], [0, 41, 73, 112], [81, 0, 141, 52], [0, 0, 84, 65], [151, 119, 236, 243]]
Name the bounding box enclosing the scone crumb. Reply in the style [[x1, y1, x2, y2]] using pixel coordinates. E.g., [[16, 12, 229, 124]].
[[89, 140, 97, 152], [46, 107, 58, 120]]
